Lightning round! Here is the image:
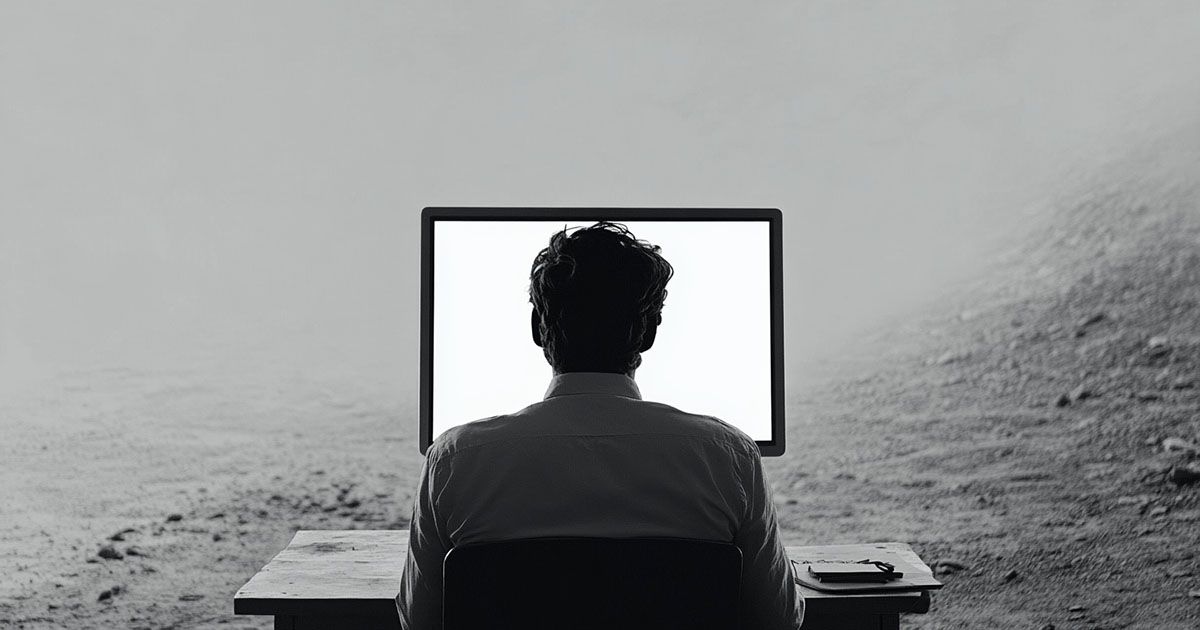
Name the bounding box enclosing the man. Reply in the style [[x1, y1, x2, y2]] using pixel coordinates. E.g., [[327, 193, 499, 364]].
[[397, 221, 801, 629]]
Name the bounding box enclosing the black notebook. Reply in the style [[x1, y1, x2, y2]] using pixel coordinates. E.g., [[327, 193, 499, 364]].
[[807, 562, 903, 583]]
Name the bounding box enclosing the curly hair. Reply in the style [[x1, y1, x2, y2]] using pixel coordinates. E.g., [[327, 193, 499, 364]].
[[529, 221, 674, 374]]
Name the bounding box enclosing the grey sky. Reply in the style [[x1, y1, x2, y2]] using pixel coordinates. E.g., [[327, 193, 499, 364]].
[[3, 1, 1199, 394]]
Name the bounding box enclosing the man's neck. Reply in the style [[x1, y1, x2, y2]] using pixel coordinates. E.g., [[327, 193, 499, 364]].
[[554, 369, 636, 379]]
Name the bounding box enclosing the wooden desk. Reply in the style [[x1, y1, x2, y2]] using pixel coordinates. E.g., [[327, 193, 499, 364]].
[[235, 530, 933, 630]]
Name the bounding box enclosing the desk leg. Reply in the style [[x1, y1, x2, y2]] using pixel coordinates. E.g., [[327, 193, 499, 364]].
[[271, 614, 400, 630], [800, 612, 900, 630]]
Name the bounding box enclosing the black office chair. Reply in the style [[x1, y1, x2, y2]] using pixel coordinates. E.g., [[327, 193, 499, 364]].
[[443, 537, 741, 630]]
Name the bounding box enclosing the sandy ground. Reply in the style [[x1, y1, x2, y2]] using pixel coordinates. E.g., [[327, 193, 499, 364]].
[[4, 156, 1200, 629]]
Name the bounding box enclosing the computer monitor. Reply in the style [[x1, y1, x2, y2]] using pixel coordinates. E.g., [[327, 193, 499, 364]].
[[420, 207, 785, 456]]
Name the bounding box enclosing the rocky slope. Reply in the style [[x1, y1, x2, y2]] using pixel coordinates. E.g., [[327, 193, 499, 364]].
[[769, 143, 1200, 629]]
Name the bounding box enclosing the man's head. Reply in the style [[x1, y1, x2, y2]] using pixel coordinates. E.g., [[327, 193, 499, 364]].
[[529, 222, 674, 375]]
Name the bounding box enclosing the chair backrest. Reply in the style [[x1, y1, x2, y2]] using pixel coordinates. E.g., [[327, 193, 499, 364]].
[[443, 537, 741, 630]]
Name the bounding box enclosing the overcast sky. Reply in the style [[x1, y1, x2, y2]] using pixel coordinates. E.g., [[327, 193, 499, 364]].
[[3, 1, 1199, 395]]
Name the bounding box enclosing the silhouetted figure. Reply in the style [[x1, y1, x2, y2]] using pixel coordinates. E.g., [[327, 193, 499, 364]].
[[397, 222, 801, 629]]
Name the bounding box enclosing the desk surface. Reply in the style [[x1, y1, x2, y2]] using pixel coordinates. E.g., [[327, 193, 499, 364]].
[[235, 530, 933, 619]]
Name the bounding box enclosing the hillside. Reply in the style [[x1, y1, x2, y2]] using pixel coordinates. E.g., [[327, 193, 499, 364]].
[[769, 144, 1200, 628]]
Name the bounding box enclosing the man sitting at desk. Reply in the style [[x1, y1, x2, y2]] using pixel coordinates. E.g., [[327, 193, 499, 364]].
[[397, 222, 802, 629]]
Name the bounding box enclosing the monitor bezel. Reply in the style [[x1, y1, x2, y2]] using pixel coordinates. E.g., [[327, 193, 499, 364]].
[[420, 207, 785, 456]]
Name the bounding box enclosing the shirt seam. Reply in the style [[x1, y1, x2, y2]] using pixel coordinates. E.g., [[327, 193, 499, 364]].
[[432, 431, 758, 462]]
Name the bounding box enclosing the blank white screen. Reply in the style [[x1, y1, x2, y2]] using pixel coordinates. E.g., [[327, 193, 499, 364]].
[[432, 220, 773, 441]]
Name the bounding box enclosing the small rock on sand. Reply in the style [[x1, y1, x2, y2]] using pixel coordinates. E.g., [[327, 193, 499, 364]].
[[165, 513, 183, 522], [1168, 463, 1200, 486], [1189, 588, 1200, 599], [125, 546, 147, 557], [934, 559, 969, 575], [108, 528, 135, 542], [1052, 393, 1071, 407], [97, 585, 121, 601], [934, 351, 965, 365], [1161, 437, 1199, 455], [97, 545, 123, 560], [1068, 604, 1086, 612], [1003, 569, 1019, 582], [1068, 385, 1093, 402]]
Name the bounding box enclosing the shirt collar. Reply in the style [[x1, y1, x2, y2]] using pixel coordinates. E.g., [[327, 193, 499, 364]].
[[544, 372, 643, 401]]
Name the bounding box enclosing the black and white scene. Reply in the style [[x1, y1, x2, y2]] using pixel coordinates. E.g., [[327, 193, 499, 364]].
[[3, 2, 1200, 629]]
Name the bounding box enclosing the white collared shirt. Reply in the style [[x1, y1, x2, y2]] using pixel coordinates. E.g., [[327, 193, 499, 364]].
[[398, 372, 801, 629]]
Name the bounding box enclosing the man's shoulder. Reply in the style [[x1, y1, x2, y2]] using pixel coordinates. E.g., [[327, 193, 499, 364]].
[[427, 413, 522, 460], [636, 400, 760, 455], [429, 398, 758, 462]]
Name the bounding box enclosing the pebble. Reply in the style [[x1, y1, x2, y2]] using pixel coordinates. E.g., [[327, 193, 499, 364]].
[[343, 499, 362, 509], [1068, 385, 1094, 402], [1147, 336, 1169, 349], [125, 546, 146, 557], [1003, 569, 1019, 582], [1189, 588, 1200, 599], [212, 532, 224, 542], [1161, 437, 1199, 454], [208, 512, 225, 519], [97, 585, 121, 601], [934, 559, 969, 574], [934, 351, 964, 365], [1068, 604, 1086, 612], [1168, 463, 1200, 486], [1052, 393, 1071, 407], [97, 545, 124, 560], [165, 513, 183, 522], [108, 528, 135, 542]]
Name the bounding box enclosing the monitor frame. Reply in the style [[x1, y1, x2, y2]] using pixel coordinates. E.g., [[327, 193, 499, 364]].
[[420, 207, 785, 456]]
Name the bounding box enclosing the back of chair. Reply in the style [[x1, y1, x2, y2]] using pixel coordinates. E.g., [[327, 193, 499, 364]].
[[443, 537, 741, 630]]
